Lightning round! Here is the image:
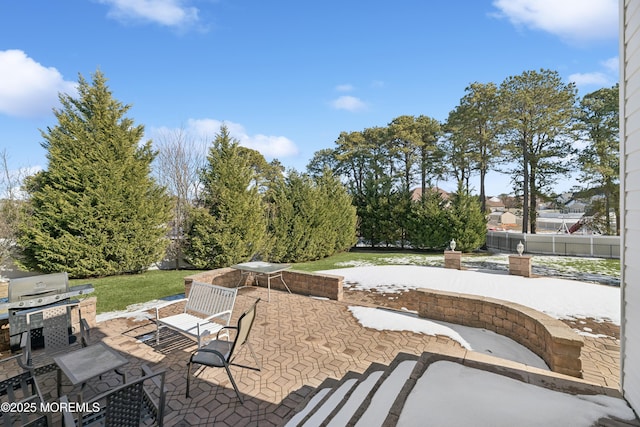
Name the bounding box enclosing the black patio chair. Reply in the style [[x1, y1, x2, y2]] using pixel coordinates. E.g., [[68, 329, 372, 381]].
[[186, 298, 261, 403], [16, 300, 91, 376], [0, 355, 50, 426], [60, 364, 166, 427]]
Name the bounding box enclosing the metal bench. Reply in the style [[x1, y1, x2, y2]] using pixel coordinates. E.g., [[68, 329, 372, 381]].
[[155, 282, 238, 348]]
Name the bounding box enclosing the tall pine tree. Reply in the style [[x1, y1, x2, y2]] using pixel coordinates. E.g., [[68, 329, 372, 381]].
[[18, 71, 172, 278], [185, 125, 267, 268], [266, 169, 356, 262], [446, 182, 487, 252]]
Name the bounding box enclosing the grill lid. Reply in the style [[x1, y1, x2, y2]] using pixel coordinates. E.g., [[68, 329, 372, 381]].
[[8, 272, 69, 302]]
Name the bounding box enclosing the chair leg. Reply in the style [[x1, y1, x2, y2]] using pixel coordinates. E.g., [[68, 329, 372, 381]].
[[224, 364, 244, 404], [186, 360, 193, 398], [246, 342, 262, 371]]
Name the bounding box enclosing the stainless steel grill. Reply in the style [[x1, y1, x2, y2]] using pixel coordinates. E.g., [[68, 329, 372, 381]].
[[0, 272, 94, 351]]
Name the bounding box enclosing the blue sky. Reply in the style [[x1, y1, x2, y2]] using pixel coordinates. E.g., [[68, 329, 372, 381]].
[[0, 0, 618, 196]]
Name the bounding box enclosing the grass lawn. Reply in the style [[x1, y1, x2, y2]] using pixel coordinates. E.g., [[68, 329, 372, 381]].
[[70, 269, 205, 314]]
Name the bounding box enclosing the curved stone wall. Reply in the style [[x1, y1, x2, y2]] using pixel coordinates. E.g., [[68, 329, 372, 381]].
[[416, 288, 584, 378]]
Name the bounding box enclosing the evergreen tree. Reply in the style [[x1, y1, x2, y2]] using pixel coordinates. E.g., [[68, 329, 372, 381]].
[[445, 82, 500, 212], [18, 71, 172, 278], [446, 183, 487, 252], [406, 190, 450, 249], [575, 84, 619, 235], [314, 170, 358, 254], [499, 69, 577, 234], [358, 175, 399, 247], [267, 170, 357, 262], [185, 125, 267, 268]]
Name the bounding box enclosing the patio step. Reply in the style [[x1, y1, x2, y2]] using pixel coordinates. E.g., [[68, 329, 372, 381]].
[[281, 352, 419, 427], [347, 353, 418, 427], [297, 372, 360, 427], [283, 378, 339, 427], [299, 363, 388, 427], [324, 367, 385, 427], [283, 347, 640, 427]]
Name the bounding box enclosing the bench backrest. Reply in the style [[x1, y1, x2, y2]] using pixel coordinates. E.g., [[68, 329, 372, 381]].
[[186, 282, 237, 317]]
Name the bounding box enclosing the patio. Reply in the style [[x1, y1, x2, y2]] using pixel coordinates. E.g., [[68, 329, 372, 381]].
[[0, 283, 626, 426]]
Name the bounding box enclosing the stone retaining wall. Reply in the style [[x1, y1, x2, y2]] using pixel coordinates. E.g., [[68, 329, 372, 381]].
[[0, 297, 97, 352], [416, 288, 584, 378], [184, 268, 343, 301]]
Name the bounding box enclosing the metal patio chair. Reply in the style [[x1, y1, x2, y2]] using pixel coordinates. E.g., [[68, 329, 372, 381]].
[[186, 298, 261, 403], [60, 364, 167, 427], [16, 300, 91, 376], [0, 355, 50, 426]]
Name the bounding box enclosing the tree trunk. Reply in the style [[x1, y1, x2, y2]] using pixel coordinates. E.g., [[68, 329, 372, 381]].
[[480, 169, 486, 213], [521, 139, 529, 234], [529, 169, 537, 234], [605, 193, 611, 235]]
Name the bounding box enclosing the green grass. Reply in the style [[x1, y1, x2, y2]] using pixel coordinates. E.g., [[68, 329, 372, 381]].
[[532, 256, 620, 278], [70, 269, 205, 314]]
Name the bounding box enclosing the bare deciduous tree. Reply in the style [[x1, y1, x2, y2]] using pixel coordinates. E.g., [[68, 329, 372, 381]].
[[154, 127, 207, 269], [0, 150, 30, 276]]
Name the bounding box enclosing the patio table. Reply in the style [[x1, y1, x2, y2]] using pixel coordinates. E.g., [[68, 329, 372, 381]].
[[231, 261, 292, 302], [53, 341, 128, 400]]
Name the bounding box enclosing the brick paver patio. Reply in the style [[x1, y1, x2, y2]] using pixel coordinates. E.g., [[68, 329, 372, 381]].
[[1, 285, 622, 426]]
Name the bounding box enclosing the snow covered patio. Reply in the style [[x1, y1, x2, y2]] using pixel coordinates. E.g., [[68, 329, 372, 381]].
[[21, 265, 636, 426]]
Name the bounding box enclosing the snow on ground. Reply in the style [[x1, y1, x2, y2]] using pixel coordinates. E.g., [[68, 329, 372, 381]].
[[349, 306, 548, 369], [96, 294, 186, 322], [96, 300, 162, 322], [397, 361, 636, 427], [322, 265, 620, 324]]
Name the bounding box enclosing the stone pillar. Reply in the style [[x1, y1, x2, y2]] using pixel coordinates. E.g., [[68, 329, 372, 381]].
[[509, 255, 533, 277], [0, 278, 8, 299], [444, 250, 462, 270]]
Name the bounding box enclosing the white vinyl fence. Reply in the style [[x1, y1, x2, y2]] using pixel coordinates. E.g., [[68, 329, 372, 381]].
[[485, 231, 620, 259]]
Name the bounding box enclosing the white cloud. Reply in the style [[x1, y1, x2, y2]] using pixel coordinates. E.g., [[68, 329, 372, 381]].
[[335, 84, 354, 92], [569, 56, 619, 89], [152, 119, 298, 159], [601, 56, 619, 74], [492, 0, 617, 43], [99, 0, 200, 28], [331, 95, 368, 112], [0, 50, 77, 118], [568, 72, 611, 87]]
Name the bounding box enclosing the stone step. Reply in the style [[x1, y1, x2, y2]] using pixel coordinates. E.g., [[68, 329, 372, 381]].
[[304, 362, 388, 427], [325, 368, 385, 427], [283, 378, 339, 427], [347, 353, 419, 427], [299, 373, 360, 427], [382, 351, 463, 426]]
